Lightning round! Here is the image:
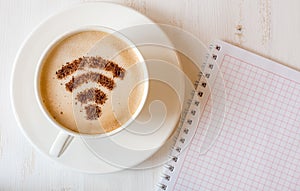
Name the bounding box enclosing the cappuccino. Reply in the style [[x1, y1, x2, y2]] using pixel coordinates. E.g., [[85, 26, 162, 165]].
[[39, 30, 147, 134]]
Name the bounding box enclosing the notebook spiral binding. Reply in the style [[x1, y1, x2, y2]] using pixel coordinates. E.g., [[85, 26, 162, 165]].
[[156, 43, 221, 191]]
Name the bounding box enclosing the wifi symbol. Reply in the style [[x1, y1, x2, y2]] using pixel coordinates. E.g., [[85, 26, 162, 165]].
[[56, 56, 125, 120]]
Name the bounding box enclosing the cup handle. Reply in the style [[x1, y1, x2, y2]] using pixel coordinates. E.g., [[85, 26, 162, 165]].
[[49, 131, 74, 157]]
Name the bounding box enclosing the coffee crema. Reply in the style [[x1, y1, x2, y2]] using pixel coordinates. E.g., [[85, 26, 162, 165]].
[[39, 31, 146, 134]]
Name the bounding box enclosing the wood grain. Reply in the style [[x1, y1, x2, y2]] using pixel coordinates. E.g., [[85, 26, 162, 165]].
[[1, 0, 300, 190]]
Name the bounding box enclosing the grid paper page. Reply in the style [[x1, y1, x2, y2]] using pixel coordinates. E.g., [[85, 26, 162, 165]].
[[173, 41, 300, 191]]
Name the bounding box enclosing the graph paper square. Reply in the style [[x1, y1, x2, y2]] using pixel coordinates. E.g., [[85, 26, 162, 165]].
[[172, 42, 300, 191]]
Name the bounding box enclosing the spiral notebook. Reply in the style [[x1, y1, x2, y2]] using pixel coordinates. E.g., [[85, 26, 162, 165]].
[[157, 40, 300, 191]]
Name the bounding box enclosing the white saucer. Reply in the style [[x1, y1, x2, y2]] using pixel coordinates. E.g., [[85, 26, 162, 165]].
[[11, 2, 184, 173]]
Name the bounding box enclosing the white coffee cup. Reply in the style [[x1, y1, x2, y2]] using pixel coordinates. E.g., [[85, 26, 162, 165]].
[[34, 26, 149, 157]]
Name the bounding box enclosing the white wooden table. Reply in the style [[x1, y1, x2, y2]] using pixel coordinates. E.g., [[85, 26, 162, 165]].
[[1, 0, 299, 190]]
